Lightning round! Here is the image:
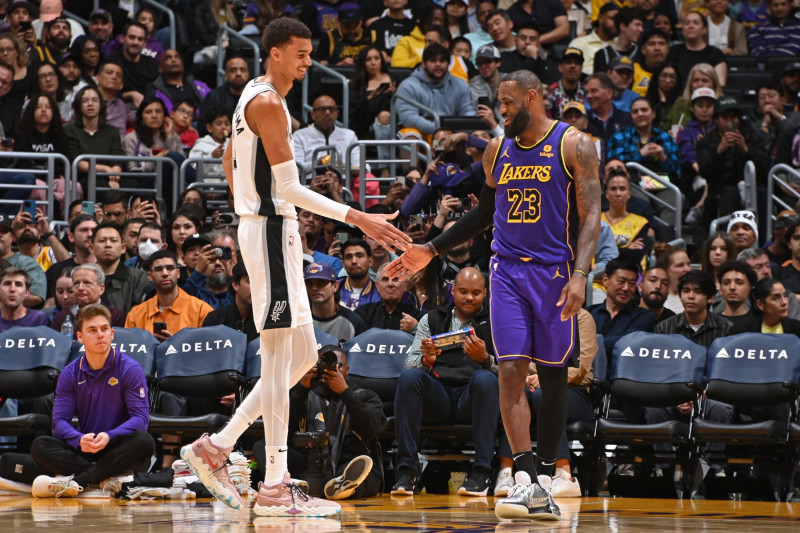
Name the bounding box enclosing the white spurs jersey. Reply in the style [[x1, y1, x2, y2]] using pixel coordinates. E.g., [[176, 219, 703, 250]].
[[231, 78, 297, 219]]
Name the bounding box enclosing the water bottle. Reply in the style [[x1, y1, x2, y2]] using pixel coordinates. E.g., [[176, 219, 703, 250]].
[[61, 314, 74, 338]]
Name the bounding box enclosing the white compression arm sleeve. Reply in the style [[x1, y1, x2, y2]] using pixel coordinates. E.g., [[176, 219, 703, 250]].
[[271, 159, 351, 222]]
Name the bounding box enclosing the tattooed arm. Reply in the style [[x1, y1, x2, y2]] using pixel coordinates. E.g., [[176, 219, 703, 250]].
[[556, 128, 602, 320]]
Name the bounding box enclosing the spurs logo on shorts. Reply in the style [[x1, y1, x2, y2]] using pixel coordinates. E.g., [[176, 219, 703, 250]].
[[271, 301, 288, 322]]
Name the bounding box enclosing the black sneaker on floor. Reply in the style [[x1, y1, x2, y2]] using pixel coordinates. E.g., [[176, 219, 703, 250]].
[[390, 468, 420, 495], [458, 468, 492, 496], [324, 455, 373, 500]]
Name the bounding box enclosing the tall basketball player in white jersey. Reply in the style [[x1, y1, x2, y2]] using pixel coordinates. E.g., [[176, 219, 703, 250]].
[[180, 18, 411, 517]]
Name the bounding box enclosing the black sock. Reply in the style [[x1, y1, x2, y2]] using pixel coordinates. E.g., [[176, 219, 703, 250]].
[[73, 472, 89, 488], [513, 451, 537, 482], [536, 455, 556, 478]]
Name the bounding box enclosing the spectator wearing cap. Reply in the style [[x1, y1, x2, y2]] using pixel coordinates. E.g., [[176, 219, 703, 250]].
[[125, 249, 213, 342], [506, 0, 570, 50], [87, 9, 115, 55], [51, 263, 127, 334], [606, 56, 638, 113], [593, 8, 642, 76], [182, 230, 238, 310], [356, 263, 422, 332], [34, 15, 73, 66], [498, 23, 558, 84], [727, 210, 759, 256], [316, 3, 371, 66], [90, 222, 148, 314], [105, 21, 159, 108], [677, 87, 716, 189], [696, 98, 764, 220], [32, 0, 83, 44], [670, 11, 727, 87], [469, 44, 501, 110], [778, 62, 800, 116], [546, 47, 585, 120], [747, 0, 800, 62], [45, 214, 97, 306], [706, 0, 747, 55], [631, 28, 670, 97], [764, 210, 798, 266], [293, 94, 360, 181], [463, 1, 495, 62], [0, 266, 50, 332], [367, 0, 415, 57], [561, 101, 590, 133], [5, 0, 38, 48], [0, 213, 46, 308], [568, 2, 618, 75], [202, 262, 258, 342], [305, 261, 366, 343]]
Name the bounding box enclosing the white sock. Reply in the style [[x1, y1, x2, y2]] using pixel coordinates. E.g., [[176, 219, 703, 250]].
[[264, 445, 288, 486], [210, 390, 260, 450]]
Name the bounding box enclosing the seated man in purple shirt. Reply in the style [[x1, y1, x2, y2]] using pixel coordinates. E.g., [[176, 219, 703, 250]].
[[0, 267, 50, 332], [30, 304, 154, 497]]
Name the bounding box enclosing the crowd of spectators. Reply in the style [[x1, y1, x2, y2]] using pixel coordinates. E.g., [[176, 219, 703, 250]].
[[1, 0, 800, 501]]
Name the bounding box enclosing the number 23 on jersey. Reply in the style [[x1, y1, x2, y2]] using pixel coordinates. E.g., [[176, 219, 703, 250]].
[[506, 188, 542, 223]]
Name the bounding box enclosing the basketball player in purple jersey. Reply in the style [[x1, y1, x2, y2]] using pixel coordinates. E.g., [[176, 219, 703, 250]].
[[180, 18, 411, 516], [387, 70, 601, 520]]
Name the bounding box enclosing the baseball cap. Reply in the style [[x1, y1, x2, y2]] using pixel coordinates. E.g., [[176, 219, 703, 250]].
[[775, 214, 800, 230], [562, 101, 586, 116], [447, 0, 470, 5], [0, 214, 12, 231], [89, 9, 112, 22], [314, 164, 342, 181], [599, 2, 620, 15], [58, 53, 79, 67], [609, 56, 634, 72], [39, 0, 62, 23], [781, 62, 800, 76], [8, 1, 35, 16], [304, 262, 337, 282], [714, 96, 742, 116], [338, 2, 363, 22], [560, 48, 584, 64], [475, 44, 501, 62], [690, 87, 716, 102], [182, 233, 211, 253]]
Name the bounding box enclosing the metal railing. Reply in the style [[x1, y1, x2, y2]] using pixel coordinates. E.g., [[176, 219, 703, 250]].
[[143, 0, 177, 51], [345, 140, 433, 209], [309, 145, 343, 180], [302, 61, 350, 129], [766, 164, 800, 238], [217, 24, 261, 87], [390, 93, 440, 141], [179, 158, 225, 191], [71, 155, 179, 212], [743, 161, 758, 213], [0, 152, 70, 220], [626, 162, 683, 240]]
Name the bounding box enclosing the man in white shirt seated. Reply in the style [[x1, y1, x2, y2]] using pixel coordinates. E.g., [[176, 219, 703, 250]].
[[293, 94, 360, 181]]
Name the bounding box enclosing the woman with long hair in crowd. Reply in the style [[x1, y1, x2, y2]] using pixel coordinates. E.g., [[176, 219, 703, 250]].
[[14, 93, 68, 178], [699, 232, 736, 287], [166, 207, 203, 273], [646, 61, 682, 130], [0, 32, 33, 101], [70, 35, 103, 83], [353, 45, 396, 164]]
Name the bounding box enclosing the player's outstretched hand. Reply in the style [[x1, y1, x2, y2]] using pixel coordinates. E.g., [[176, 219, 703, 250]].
[[556, 276, 586, 321], [386, 243, 434, 281], [346, 209, 411, 253]]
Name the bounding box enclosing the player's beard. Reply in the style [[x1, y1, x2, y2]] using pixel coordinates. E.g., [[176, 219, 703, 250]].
[[504, 107, 531, 138]]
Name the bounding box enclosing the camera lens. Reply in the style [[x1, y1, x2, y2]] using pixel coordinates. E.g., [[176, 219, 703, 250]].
[[212, 248, 223, 257], [318, 350, 339, 370]]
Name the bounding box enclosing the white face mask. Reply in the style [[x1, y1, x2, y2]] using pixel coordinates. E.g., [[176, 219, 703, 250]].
[[138, 239, 160, 260]]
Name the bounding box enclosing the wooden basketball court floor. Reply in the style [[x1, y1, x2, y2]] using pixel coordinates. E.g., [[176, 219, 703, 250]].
[[1, 494, 799, 532]]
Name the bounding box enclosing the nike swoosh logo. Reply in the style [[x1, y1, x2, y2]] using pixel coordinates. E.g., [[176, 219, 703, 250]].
[[278, 448, 288, 453], [78, 380, 86, 385]]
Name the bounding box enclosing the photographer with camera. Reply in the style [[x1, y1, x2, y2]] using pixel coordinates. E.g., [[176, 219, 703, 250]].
[[391, 267, 501, 497], [271, 344, 386, 500], [182, 230, 239, 310]]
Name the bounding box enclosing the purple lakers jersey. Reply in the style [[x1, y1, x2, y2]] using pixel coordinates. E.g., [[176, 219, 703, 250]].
[[491, 121, 577, 264]]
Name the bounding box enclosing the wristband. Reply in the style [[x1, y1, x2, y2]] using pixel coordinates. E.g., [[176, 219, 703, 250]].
[[574, 269, 588, 278], [425, 241, 437, 256], [41, 232, 55, 240], [481, 355, 493, 369]]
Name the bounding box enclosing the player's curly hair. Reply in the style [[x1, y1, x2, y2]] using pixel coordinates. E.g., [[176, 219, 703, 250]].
[[262, 17, 311, 52]]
